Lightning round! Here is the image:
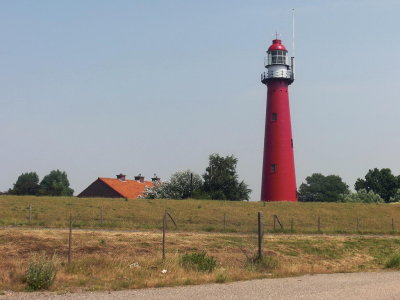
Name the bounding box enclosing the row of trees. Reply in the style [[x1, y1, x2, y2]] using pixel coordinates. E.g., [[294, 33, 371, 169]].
[[4, 154, 250, 200], [7, 170, 74, 196], [299, 168, 400, 203], [142, 154, 252, 201], [6, 163, 398, 204]]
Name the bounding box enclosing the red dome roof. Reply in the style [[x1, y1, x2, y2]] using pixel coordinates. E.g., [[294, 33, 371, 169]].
[[268, 39, 287, 52]]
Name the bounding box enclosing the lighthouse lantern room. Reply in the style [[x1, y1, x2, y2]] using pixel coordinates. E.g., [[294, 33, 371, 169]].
[[261, 39, 293, 84]]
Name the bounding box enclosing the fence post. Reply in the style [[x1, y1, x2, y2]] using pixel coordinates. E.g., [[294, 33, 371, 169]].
[[317, 216, 321, 232], [273, 215, 276, 231], [68, 213, 72, 264], [28, 204, 32, 225], [223, 212, 227, 231], [162, 210, 166, 260], [258, 212, 264, 260], [190, 173, 193, 198], [161, 210, 177, 260]]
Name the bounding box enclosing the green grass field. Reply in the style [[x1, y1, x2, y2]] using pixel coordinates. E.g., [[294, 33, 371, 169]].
[[1, 195, 400, 234]]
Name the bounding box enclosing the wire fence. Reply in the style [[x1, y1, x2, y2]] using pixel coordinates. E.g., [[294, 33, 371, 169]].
[[1, 203, 399, 235]]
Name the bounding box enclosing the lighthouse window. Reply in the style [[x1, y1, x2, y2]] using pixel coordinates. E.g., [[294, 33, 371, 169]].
[[271, 50, 286, 56], [271, 164, 277, 173], [269, 50, 287, 65], [271, 113, 277, 121]]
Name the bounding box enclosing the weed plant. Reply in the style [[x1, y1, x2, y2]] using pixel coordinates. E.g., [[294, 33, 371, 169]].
[[247, 255, 279, 272], [215, 268, 228, 283], [180, 252, 217, 272], [385, 253, 400, 269], [25, 254, 57, 291]]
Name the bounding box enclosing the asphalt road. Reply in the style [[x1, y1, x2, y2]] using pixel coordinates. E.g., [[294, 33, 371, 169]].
[[2, 271, 400, 300]]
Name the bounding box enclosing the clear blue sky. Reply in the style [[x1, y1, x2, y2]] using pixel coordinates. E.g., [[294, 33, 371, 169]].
[[1, 0, 400, 200]]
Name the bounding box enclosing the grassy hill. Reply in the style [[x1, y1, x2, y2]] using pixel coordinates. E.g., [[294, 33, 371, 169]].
[[1, 195, 400, 234]]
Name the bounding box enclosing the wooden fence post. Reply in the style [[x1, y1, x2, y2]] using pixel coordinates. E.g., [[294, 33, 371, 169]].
[[190, 173, 193, 198], [161, 209, 177, 260], [258, 212, 264, 260], [28, 204, 32, 225], [68, 213, 72, 264], [273, 215, 284, 231], [223, 212, 227, 231], [162, 210, 166, 260]]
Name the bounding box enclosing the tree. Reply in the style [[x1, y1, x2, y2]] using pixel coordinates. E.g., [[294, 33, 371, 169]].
[[142, 170, 203, 199], [39, 170, 74, 196], [298, 173, 350, 202], [203, 154, 251, 201], [355, 168, 399, 202], [9, 172, 40, 195], [169, 170, 203, 199], [389, 189, 400, 203], [342, 189, 384, 203]]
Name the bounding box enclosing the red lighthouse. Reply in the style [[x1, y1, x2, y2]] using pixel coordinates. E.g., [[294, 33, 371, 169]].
[[260, 38, 297, 202]]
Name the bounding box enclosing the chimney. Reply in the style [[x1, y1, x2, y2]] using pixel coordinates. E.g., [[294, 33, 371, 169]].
[[134, 173, 145, 183], [151, 173, 161, 182], [116, 173, 126, 181]]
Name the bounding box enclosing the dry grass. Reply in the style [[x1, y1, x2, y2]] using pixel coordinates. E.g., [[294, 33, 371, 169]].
[[1, 228, 400, 292], [1, 195, 400, 234]]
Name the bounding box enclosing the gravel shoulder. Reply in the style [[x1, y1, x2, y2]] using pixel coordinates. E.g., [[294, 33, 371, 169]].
[[2, 271, 400, 300]]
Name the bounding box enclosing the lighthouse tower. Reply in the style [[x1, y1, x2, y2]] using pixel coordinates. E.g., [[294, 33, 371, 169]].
[[260, 38, 297, 202]]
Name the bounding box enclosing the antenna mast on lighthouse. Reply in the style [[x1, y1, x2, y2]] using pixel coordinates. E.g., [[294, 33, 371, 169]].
[[291, 8, 296, 81]]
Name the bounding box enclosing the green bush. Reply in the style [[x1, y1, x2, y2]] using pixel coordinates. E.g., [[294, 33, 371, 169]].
[[25, 255, 57, 290], [180, 252, 217, 272], [385, 253, 400, 269]]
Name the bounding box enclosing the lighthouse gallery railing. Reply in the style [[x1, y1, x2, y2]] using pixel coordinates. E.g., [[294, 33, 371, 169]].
[[261, 70, 293, 81]]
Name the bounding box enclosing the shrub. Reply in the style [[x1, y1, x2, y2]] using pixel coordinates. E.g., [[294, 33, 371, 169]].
[[180, 252, 217, 272], [385, 253, 400, 269], [25, 255, 57, 290]]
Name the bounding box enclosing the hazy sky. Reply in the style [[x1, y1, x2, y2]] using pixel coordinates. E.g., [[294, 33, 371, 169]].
[[1, 0, 400, 200]]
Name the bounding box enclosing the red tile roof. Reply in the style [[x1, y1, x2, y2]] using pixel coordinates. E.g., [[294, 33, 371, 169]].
[[98, 177, 153, 199]]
